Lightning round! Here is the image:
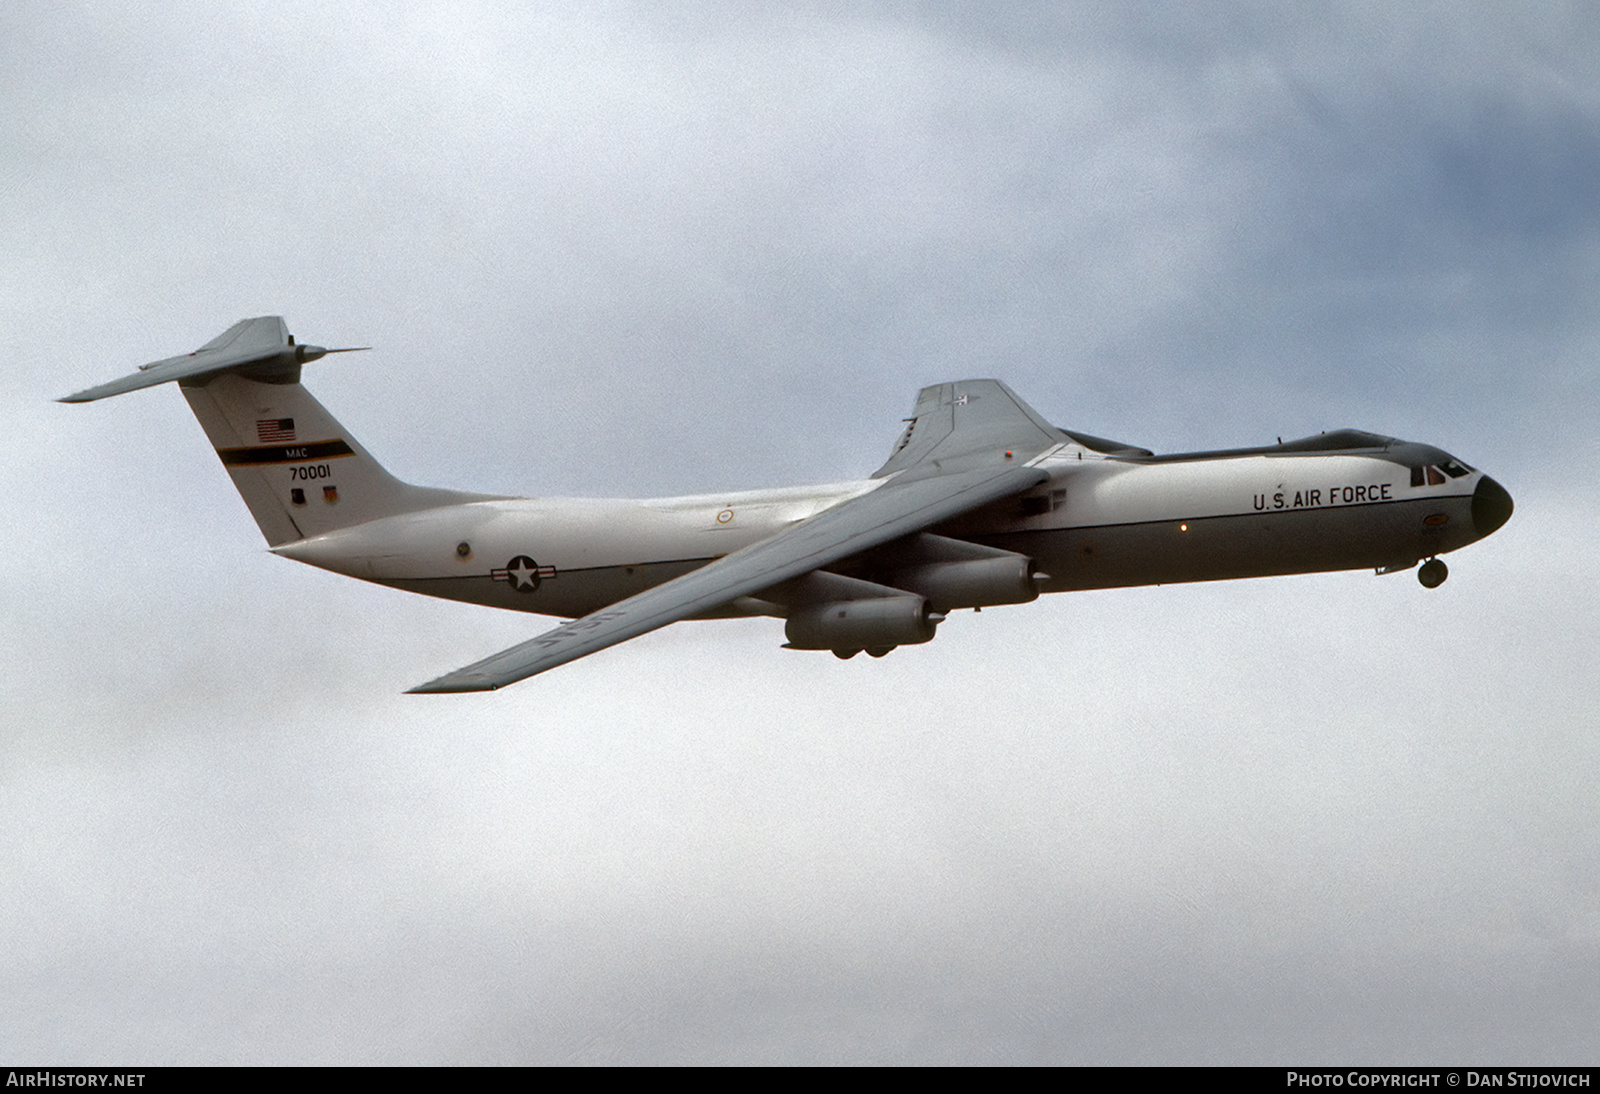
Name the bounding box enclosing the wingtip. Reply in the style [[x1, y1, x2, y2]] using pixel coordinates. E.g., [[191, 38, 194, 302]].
[[406, 676, 500, 694]]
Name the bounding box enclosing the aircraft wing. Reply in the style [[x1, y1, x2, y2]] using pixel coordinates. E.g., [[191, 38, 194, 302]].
[[410, 461, 1047, 692], [409, 379, 1063, 692]]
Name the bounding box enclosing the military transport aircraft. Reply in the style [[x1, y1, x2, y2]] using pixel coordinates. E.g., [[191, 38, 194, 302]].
[[62, 317, 1513, 693]]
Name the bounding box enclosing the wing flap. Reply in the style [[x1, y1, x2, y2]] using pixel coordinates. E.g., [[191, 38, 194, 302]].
[[408, 461, 1048, 692]]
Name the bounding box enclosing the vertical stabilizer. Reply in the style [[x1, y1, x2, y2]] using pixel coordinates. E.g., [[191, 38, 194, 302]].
[[180, 371, 487, 546]]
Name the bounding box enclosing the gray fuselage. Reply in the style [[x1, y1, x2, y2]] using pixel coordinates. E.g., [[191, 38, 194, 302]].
[[274, 431, 1513, 620]]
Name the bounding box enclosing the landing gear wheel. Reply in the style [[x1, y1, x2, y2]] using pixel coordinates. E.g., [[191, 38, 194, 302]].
[[866, 646, 896, 658], [833, 648, 860, 660], [1418, 558, 1448, 589]]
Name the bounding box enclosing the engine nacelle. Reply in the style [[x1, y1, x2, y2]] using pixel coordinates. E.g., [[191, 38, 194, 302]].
[[784, 594, 939, 653], [880, 555, 1040, 611]]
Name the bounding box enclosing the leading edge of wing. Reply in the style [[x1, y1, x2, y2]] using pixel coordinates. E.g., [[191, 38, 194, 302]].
[[407, 461, 1050, 693]]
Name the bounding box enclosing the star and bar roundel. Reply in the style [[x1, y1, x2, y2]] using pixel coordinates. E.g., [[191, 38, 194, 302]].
[[492, 555, 557, 593]]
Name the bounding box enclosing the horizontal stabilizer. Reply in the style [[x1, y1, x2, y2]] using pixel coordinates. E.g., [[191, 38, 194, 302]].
[[59, 317, 366, 403]]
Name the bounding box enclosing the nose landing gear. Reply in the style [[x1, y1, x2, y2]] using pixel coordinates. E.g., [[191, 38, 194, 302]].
[[1418, 558, 1448, 588]]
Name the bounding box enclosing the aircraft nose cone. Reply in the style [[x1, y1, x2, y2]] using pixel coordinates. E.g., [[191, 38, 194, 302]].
[[1472, 475, 1513, 538]]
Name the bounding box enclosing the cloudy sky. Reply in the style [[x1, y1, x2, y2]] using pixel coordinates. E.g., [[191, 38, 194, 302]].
[[4, 0, 1597, 1064]]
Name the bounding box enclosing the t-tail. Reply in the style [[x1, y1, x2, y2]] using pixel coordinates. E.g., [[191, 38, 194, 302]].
[[60, 317, 491, 546]]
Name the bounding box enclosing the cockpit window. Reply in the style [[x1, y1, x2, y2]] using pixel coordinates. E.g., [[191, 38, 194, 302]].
[[1439, 459, 1472, 478], [1427, 466, 1446, 486]]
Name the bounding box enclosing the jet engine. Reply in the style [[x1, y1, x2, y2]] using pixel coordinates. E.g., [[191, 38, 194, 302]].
[[784, 594, 941, 657], [846, 533, 1046, 611], [775, 538, 1042, 659], [879, 554, 1041, 611]]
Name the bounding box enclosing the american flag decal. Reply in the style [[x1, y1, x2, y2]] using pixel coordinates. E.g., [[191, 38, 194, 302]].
[[256, 418, 296, 443]]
